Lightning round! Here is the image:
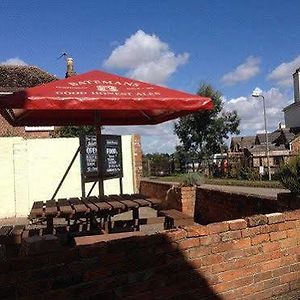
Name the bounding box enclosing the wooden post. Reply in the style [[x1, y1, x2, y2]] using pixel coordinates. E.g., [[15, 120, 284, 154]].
[[96, 126, 104, 196]]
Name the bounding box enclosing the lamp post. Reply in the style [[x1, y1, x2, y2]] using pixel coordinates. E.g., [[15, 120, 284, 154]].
[[252, 92, 272, 180]]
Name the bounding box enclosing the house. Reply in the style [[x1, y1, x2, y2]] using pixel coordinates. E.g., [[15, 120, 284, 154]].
[[0, 65, 57, 138], [229, 124, 300, 175]]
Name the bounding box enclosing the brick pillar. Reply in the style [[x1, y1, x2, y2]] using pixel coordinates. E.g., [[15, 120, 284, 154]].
[[132, 134, 143, 193], [180, 186, 196, 218]]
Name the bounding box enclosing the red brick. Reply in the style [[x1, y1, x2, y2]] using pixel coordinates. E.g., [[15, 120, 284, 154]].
[[220, 230, 241, 242], [184, 225, 208, 237], [254, 270, 272, 283], [262, 277, 281, 289], [262, 258, 282, 271], [284, 209, 300, 221], [189, 257, 202, 269], [199, 235, 213, 246], [271, 283, 290, 296], [186, 246, 211, 258], [270, 231, 287, 241], [290, 263, 300, 272], [201, 254, 224, 266], [241, 226, 261, 237], [223, 249, 245, 261], [213, 275, 253, 293], [212, 241, 233, 253], [278, 221, 296, 231], [212, 258, 249, 274], [286, 228, 299, 238], [262, 241, 280, 253], [226, 219, 247, 230], [290, 279, 300, 290], [266, 212, 285, 224], [251, 233, 270, 245], [219, 265, 258, 282], [176, 237, 199, 250], [280, 237, 298, 249], [260, 223, 279, 234], [232, 238, 251, 249], [272, 266, 290, 278], [245, 214, 268, 227], [207, 222, 229, 234], [280, 271, 300, 284], [164, 229, 186, 241]]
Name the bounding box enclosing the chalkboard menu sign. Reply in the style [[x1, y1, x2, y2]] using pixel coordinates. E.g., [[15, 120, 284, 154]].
[[80, 134, 123, 181], [99, 135, 123, 179], [80, 135, 98, 180]]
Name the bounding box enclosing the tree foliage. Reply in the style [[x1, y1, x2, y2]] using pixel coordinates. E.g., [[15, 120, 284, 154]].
[[52, 126, 97, 137], [278, 155, 300, 194], [143, 153, 173, 176], [174, 84, 240, 162]]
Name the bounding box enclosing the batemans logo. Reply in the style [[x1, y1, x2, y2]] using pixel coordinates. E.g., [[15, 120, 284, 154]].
[[96, 85, 119, 92]]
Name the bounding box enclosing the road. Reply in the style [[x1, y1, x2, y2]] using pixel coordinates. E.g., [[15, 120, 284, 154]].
[[201, 184, 288, 199]]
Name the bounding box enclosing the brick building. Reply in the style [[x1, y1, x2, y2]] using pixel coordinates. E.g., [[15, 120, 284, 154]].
[[229, 124, 300, 174], [0, 65, 57, 138]]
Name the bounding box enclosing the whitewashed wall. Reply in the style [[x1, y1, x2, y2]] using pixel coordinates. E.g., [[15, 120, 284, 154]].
[[0, 136, 135, 218]]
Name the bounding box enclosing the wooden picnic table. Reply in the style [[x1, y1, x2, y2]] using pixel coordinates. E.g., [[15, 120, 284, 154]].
[[29, 193, 162, 233]]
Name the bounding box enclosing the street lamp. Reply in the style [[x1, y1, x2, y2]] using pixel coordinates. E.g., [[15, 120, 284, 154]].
[[252, 91, 272, 180]]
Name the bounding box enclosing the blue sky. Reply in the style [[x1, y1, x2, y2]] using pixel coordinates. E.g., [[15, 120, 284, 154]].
[[1, 1, 300, 153]]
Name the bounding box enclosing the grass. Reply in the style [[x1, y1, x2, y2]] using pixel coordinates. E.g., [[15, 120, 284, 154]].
[[146, 174, 284, 189]]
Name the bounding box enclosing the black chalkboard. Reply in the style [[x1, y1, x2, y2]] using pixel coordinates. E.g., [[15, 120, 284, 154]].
[[80, 134, 98, 180], [99, 135, 123, 179], [80, 134, 123, 181]]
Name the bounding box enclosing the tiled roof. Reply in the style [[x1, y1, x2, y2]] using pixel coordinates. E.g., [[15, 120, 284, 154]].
[[0, 65, 57, 93]]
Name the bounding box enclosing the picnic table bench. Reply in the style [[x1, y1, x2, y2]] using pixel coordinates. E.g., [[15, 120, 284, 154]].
[[29, 193, 162, 234]]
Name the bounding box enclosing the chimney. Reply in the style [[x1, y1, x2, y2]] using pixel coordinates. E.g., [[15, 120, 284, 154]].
[[293, 68, 300, 103], [65, 57, 76, 78]]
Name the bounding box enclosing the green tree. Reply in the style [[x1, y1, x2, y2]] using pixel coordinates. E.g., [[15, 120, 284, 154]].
[[52, 126, 98, 137], [143, 153, 172, 176], [174, 83, 240, 163]]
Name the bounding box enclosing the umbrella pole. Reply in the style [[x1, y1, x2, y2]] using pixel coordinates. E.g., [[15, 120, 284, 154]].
[[96, 125, 104, 196]]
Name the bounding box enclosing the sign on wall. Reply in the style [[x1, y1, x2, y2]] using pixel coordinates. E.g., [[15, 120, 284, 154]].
[[80, 134, 123, 181]]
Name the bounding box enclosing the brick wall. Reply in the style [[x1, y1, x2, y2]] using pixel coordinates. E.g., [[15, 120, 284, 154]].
[[140, 180, 183, 212], [140, 180, 278, 222], [0, 116, 53, 138], [1, 210, 300, 299], [196, 187, 278, 224], [132, 134, 143, 193]]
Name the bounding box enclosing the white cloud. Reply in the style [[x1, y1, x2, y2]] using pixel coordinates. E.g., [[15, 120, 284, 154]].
[[267, 55, 300, 87], [0, 57, 27, 66], [221, 56, 261, 86], [103, 30, 189, 85], [224, 87, 290, 135], [103, 120, 179, 154]]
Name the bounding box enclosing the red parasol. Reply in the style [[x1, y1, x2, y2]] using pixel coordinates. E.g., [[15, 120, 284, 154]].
[[0, 70, 212, 126]]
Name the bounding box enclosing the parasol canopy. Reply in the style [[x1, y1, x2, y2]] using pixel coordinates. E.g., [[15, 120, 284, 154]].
[[0, 70, 213, 126]]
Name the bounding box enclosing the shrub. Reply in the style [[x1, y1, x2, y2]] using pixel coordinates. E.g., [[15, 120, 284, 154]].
[[180, 172, 204, 186], [278, 155, 300, 194]]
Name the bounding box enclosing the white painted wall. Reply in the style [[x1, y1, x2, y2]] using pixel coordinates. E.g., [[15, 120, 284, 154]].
[[0, 136, 134, 218]]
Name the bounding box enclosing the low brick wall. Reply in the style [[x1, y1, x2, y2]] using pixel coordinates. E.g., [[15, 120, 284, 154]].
[[140, 180, 279, 223], [1, 210, 300, 299], [196, 187, 278, 224], [140, 180, 182, 211]]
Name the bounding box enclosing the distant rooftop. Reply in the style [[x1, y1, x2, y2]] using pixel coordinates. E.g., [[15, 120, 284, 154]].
[[0, 65, 57, 93]]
